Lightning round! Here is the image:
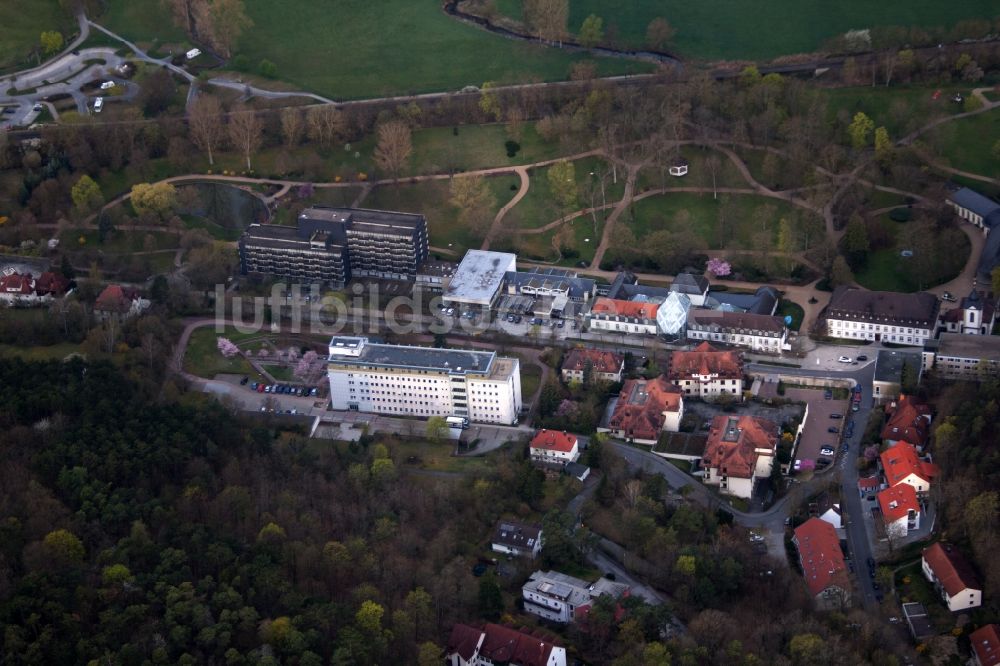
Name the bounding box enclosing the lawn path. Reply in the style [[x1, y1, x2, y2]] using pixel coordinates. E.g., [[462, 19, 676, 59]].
[[481, 166, 529, 250]]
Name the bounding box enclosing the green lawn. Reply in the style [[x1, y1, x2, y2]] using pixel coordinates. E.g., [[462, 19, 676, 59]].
[[409, 123, 564, 175], [499, 0, 999, 61], [518, 215, 606, 264], [777, 301, 805, 331], [823, 84, 973, 139], [506, 156, 620, 230], [202, 0, 648, 100], [638, 145, 747, 191], [853, 217, 970, 292], [100, 0, 189, 48], [926, 107, 1000, 179], [183, 326, 258, 378], [626, 192, 823, 251], [0, 0, 75, 72], [520, 363, 542, 402]]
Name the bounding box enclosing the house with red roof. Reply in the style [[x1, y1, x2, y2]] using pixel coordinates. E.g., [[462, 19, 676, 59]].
[[971, 624, 1000, 666], [529, 430, 580, 465], [0, 272, 39, 304], [94, 284, 150, 321], [561, 348, 624, 384], [881, 396, 932, 450], [446, 623, 567, 666], [34, 271, 70, 297], [877, 483, 921, 539], [921, 543, 982, 612], [598, 376, 684, 444], [880, 442, 939, 494], [793, 517, 851, 610], [667, 342, 744, 398], [857, 476, 879, 498], [587, 297, 659, 335], [701, 415, 778, 499]]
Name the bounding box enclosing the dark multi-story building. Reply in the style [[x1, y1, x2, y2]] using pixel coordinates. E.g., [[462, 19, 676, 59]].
[[238, 207, 428, 286]]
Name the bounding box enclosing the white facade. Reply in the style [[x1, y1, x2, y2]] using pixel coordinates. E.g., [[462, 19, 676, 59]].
[[687, 322, 787, 352], [530, 442, 580, 464], [921, 559, 982, 612], [327, 337, 522, 425], [702, 453, 772, 500], [826, 317, 934, 346], [588, 315, 658, 335], [522, 571, 628, 625], [675, 374, 743, 398], [884, 508, 920, 539]]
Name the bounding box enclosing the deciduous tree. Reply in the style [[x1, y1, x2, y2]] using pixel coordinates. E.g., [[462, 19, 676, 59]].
[[426, 416, 449, 443], [578, 14, 604, 47], [874, 126, 893, 166], [71, 175, 103, 216], [131, 182, 177, 219], [227, 106, 264, 171], [848, 111, 874, 150], [40, 31, 64, 55], [306, 105, 347, 149], [280, 107, 304, 148], [449, 174, 496, 236], [373, 120, 412, 180], [646, 17, 675, 49], [547, 159, 577, 213], [188, 95, 225, 165]]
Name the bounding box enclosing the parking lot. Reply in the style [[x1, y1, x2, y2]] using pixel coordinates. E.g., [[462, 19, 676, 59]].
[[785, 387, 851, 471], [201, 374, 327, 416]]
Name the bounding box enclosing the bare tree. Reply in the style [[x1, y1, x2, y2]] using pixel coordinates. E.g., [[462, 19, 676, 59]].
[[306, 105, 347, 149], [280, 107, 304, 148], [228, 106, 264, 171], [192, 0, 253, 58], [188, 94, 225, 165], [373, 120, 412, 181]]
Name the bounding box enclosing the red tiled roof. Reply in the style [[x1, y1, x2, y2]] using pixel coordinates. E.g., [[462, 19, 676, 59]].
[[881, 396, 931, 447], [478, 623, 559, 666], [447, 623, 484, 662], [530, 429, 578, 454], [880, 443, 939, 487], [590, 297, 659, 320], [562, 348, 624, 375], [607, 376, 683, 441], [0, 272, 34, 295], [922, 543, 981, 597], [877, 483, 919, 523], [95, 284, 139, 313], [858, 477, 879, 491], [794, 517, 849, 598], [702, 415, 777, 480], [35, 271, 69, 296], [971, 624, 1000, 666], [668, 342, 743, 380]]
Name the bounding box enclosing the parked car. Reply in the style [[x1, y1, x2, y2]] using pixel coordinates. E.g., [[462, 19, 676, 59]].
[[820, 446, 835, 456], [257, 384, 265, 393], [838, 355, 852, 363], [93, 97, 103, 113], [856, 354, 868, 361], [942, 291, 956, 302], [830, 413, 843, 419], [828, 426, 840, 434], [824, 388, 833, 399]]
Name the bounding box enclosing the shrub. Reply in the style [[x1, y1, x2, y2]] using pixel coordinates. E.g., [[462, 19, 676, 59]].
[[231, 54, 250, 70], [258, 59, 278, 78], [504, 140, 520, 157]]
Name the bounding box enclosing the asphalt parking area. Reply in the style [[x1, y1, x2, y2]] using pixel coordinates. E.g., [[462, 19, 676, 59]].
[[786, 387, 849, 468]]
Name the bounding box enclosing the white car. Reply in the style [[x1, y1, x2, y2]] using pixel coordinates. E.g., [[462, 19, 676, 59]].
[[820, 447, 835, 456], [838, 356, 852, 363], [100, 81, 116, 90], [93, 97, 104, 113]]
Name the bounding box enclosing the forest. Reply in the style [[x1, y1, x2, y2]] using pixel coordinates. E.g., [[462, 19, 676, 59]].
[[0, 357, 928, 665]]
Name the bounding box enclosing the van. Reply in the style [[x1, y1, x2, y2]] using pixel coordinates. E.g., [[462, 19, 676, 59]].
[[93, 97, 104, 113]]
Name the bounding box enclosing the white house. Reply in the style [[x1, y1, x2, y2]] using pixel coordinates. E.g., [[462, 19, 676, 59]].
[[529, 430, 580, 465], [824, 287, 939, 346], [666, 342, 744, 398], [701, 415, 778, 500], [877, 484, 921, 539], [922, 543, 983, 612], [686, 309, 788, 353], [587, 297, 660, 335], [446, 623, 567, 666], [522, 570, 629, 624]]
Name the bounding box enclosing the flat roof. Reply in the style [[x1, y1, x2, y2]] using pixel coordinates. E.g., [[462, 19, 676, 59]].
[[300, 206, 426, 230], [874, 349, 922, 383], [444, 250, 517, 304], [328, 336, 499, 375], [936, 332, 1000, 362]]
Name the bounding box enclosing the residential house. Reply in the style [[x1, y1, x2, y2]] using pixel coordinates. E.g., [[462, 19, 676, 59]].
[[521, 570, 629, 624], [921, 543, 982, 612], [946, 186, 1000, 236], [923, 333, 1000, 380], [560, 348, 624, 384], [701, 415, 778, 500], [824, 287, 939, 346], [446, 623, 567, 666], [0, 272, 37, 304], [881, 396, 932, 450], [94, 284, 150, 321], [970, 624, 1000, 666], [937, 288, 996, 336], [793, 517, 851, 610], [880, 442, 939, 494], [857, 476, 879, 498], [667, 342, 744, 398], [587, 297, 659, 335], [818, 504, 843, 530], [877, 483, 921, 539], [599, 376, 684, 444], [529, 430, 580, 465], [34, 271, 69, 297], [491, 520, 542, 559], [685, 309, 788, 353]]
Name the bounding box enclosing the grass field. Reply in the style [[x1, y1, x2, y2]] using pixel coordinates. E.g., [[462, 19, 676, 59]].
[[409, 124, 565, 175], [499, 0, 999, 61], [0, 0, 75, 72], [637, 146, 747, 192], [626, 192, 823, 251], [926, 107, 1000, 178], [153, 0, 648, 100], [506, 156, 621, 230], [853, 217, 970, 292], [183, 326, 257, 378], [100, 0, 189, 48], [823, 84, 974, 139]]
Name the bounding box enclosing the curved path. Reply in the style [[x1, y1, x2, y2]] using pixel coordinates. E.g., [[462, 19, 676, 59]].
[[481, 166, 529, 250]]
